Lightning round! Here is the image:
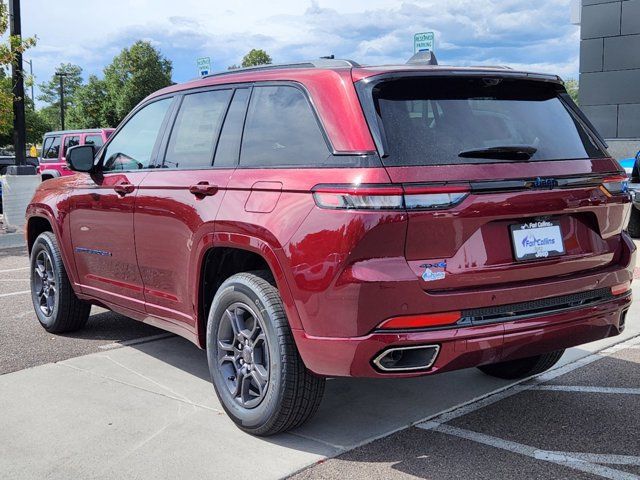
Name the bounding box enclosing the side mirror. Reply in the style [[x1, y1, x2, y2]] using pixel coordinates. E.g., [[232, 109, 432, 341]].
[[67, 145, 96, 173]]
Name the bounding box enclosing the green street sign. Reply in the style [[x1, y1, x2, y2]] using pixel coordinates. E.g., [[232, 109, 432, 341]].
[[197, 57, 211, 76], [414, 32, 435, 54]]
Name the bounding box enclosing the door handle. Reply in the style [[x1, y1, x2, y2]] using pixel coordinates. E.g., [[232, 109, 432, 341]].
[[189, 182, 219, 197], [114, 183, 135, 196]]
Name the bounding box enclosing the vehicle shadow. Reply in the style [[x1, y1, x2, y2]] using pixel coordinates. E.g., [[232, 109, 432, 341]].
[[58, 309, 164, 343], [126, 331, 519, 453]]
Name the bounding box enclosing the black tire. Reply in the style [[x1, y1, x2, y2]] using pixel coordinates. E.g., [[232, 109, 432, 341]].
[[628, 208, 640, 238], [206, 271, 325, 436], [30, 231, 91, 333], [477, 350, 565, 380]]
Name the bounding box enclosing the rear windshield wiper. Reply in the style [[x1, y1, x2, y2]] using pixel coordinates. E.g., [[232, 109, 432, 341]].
[[458, 145, 537, 161]]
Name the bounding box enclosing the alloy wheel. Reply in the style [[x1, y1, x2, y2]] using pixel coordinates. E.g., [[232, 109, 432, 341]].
[[217, 303, 270, 409], [33, 250, 56, 317]]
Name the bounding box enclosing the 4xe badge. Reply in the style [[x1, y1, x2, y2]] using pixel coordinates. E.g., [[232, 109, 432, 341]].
[[420, 261, 447, 282]]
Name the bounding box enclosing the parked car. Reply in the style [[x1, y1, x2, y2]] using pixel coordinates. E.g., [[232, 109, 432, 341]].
[[0, 146, 39, 175], [626, 151, 640, 237], [38, 129, 114, 181], [25, 57, 635, 436]]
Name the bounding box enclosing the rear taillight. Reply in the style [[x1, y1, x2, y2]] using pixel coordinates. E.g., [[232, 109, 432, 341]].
[[312, 185, 404, 210], [600, 176, 629, 197], [312, 184, 469, 210]]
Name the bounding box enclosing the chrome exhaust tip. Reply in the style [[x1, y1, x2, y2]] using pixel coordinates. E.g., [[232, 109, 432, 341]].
[[372, 344, 440, 372]]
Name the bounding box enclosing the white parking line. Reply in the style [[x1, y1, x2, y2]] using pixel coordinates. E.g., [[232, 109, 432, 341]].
[[536, 451, 640, 466], [425, 424, 639, 480], [0, 266, 29, 273], [0, 290, 30, 298], [416, 335, 640, 428], [531, 385, 640, 395], [0, 279, 29, 282]]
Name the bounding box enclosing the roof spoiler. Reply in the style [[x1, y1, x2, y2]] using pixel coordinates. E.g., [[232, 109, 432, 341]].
[[406, 50, 438, 65]]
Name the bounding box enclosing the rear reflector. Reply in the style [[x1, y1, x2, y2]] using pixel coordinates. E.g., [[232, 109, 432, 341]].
[[600, 176, 629, 197], [611, 281, 631, 296], [379, 311, 461, 329], [312, 184, 469, 210]]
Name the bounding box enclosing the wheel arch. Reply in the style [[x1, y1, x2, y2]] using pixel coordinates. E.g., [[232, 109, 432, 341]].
[[26, 205, 79, 287], [194, 233, 302, 349]]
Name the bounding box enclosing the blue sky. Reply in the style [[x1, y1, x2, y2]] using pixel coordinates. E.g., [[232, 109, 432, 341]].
[[22, 0, 580, 105]]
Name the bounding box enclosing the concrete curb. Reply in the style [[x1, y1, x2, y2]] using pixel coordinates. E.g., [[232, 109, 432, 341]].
[[0, 232, 25, 250]]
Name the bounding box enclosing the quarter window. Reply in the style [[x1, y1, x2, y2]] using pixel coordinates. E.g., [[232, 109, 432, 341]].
[[102, 98, 172, 172], [240, 86, 329, 167], [164, 90, 232, 169]]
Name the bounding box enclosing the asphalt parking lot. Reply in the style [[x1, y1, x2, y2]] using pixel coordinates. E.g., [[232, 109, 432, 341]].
[[1, 237, 639, 479], [292, 339, 640, 480]]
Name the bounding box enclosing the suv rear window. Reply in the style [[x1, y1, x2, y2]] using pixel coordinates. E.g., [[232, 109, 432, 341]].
[[372, 77, 605, 166]]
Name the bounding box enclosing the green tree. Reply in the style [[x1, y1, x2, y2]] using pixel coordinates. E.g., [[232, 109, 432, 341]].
[[241, 49, 272, 68], [565, 78, 579, 105], [0, 1, 37, 139], [25, 102, 52, 144], [103, 40, 173, 125], [67, 75, 108, 128], [37, 63, 83, 129]]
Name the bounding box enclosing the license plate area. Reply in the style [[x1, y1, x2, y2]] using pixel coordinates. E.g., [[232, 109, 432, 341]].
[[510, 220, 565, 262]]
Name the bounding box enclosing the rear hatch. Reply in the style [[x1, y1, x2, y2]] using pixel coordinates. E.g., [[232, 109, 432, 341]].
[[357, 73, 630, 291]]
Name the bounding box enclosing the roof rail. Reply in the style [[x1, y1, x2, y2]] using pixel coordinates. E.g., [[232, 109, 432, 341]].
[[203, 58, 360, 79], [468, 65, 513, 70]]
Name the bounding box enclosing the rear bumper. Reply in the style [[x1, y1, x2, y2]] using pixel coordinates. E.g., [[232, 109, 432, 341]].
[[293, 291, 632, 378]]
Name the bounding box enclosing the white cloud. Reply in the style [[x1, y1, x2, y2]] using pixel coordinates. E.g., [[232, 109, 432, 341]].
[[21, 0, 581, 103]]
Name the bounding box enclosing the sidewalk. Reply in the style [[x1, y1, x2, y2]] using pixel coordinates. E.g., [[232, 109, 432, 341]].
[[0, 215, 26, 249]]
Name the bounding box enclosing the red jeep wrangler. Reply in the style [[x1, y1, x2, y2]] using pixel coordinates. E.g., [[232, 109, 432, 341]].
[[26, 57, 635, 436]]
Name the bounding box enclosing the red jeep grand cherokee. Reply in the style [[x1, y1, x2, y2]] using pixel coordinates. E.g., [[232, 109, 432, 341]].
[[26, 57, 635, 436]]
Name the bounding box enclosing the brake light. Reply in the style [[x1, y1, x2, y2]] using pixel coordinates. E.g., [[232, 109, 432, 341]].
[[378, 311, 461, 329], [600, 176, 629, 197], [611, 281, 631, 296], [312, 184, 469, 210]]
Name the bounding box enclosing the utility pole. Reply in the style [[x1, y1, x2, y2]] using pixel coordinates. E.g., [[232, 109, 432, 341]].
[[8, 0, 26, 166], [24, 58, 34, 105], [55, 72, 68, 130]]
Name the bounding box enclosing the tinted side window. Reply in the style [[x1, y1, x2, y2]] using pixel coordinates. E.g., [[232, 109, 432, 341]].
[[63, 136, 80, 157], [164, 90, 232, 169], [85, 135, 104, 148], [240, 86, 329, 167], [44, 136, 61, 159], [102, 98, 172, 172], [41, 137, 53, 158], [214, 88, 250, 168]]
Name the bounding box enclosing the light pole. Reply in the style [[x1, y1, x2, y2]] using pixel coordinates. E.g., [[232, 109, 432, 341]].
[[8, 0, 26, 166], [55, 71, 68, 130], [24, 58, 34, 105]]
